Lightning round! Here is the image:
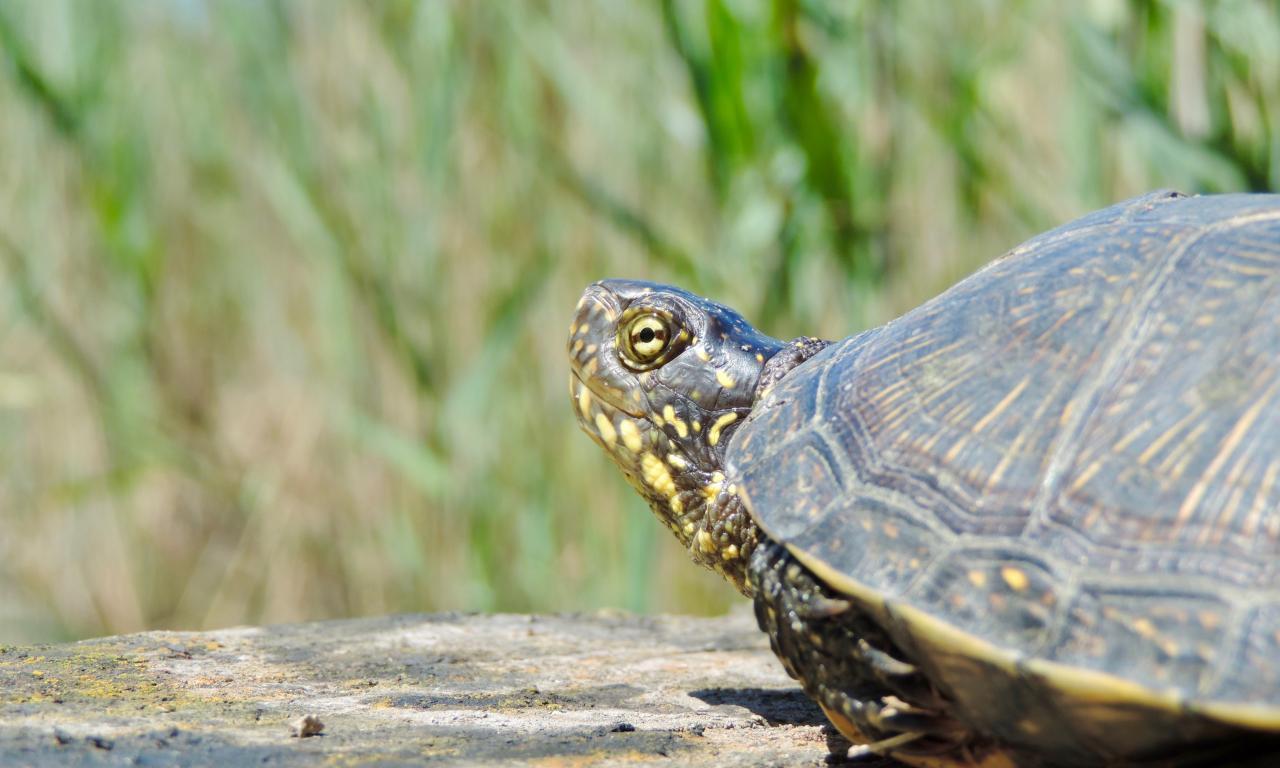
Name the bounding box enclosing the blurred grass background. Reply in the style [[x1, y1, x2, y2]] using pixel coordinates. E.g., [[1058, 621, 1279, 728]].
[[0, 0, 1277, 642]]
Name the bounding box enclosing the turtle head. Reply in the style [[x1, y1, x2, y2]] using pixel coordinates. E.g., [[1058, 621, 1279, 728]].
[[568, 279, 784, 592]]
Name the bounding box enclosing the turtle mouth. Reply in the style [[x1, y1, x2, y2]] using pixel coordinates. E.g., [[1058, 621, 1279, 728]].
[[570, 370, 646, 426]]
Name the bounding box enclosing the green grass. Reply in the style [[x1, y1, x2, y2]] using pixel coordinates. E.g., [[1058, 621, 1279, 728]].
[[0, 0, 1276, 641]]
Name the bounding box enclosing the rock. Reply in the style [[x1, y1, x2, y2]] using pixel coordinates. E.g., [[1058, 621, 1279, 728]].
[[0, 610, 878, 766], [289, 714, 323, 738]]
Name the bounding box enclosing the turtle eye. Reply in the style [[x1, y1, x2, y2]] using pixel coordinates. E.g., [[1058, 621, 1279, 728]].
[[618, 311, 681, 369]]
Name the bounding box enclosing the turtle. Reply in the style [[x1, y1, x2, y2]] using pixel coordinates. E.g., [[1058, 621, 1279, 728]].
[[567, 191, 1280, 767]]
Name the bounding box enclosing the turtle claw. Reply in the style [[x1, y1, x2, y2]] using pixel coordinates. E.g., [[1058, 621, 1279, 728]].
[[852, 641, 945, 710], [856, 639, 915, 677], [796, 595, 853, 620], [872, 706, 963, 737], [846, 732, 926, 761]]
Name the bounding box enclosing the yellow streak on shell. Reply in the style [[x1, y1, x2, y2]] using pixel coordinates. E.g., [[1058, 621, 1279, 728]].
[[618, 419, 643, 453], [1000, 566, 1029, 592], [708, 412, 739, 447], [1132, 618, 1158, 639], [577, 387, 593, 420], [594, 413, 617, 449], [641, 452, 677, 499]]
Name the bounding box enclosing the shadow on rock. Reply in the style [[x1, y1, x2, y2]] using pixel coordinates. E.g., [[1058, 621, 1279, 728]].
[[689, 687, 825, 726]]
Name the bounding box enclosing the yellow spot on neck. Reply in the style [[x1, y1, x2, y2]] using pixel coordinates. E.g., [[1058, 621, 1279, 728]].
[[695, 347, 710, 362], [702, 471, 725, 500], [618, 419, 643, 453], [695, 529, 716, 554], [715, 370, 736, 389], [667, 453, 689, 470], [594, 413, 617, 449], [708, 412, 738, 447], [641, 452, 677, 499], [662, 404, 688, 437]]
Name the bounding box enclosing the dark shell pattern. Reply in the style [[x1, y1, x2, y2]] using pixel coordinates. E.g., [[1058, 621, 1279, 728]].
[[728, 192, 1280, 725]]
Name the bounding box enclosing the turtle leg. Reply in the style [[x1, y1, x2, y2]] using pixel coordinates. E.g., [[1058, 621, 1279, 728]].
[[749, 541, 978, 764], [756, 336, 831, 397]]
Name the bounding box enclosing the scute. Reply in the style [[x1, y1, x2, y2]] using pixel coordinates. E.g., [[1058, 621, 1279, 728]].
[[727, 192, 1280, 725], [1212, 604, 1280, 703], [906, 546, 1063, 654]]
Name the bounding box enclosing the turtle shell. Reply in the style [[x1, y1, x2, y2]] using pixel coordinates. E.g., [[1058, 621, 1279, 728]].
[[728, 191, 1280, 754]]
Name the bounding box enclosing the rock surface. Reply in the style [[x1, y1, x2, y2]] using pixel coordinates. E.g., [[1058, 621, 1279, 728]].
[[0, 610, 890, 766]]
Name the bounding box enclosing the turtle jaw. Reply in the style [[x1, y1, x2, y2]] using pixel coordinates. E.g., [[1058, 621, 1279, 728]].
[[569, 369, 709, 544], [571, 366, 762, 595]]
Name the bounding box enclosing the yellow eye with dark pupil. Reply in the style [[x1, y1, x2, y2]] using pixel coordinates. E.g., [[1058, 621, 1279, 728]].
[[626, 315, 670, 362]]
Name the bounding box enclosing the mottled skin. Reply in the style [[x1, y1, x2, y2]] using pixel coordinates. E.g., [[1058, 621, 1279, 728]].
[[569, 192, 1280, 767], [568, 280, 787, 590]]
